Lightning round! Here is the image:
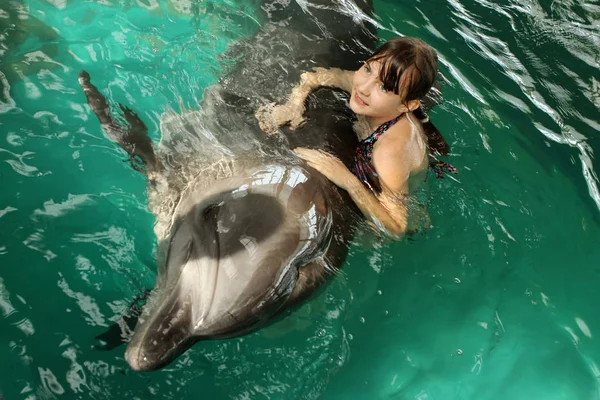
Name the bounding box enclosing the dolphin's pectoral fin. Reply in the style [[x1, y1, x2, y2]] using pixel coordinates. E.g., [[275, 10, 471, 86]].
[[78, 70, 160, 174], [125, 146, 148, 173], [128, 157, 146, 173], [119, 104, 149, 136], [94, 323, 128, 351], [94, 290, 151, 351]]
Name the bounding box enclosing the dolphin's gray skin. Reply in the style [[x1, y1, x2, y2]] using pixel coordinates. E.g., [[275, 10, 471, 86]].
[[80, 0, 378, 371]]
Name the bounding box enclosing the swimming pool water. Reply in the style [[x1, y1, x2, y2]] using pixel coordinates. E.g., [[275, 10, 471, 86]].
[[1, 0, 599, 399]]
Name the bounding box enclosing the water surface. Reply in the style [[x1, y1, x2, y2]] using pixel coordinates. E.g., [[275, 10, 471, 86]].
[[1, 0, 599, 399]]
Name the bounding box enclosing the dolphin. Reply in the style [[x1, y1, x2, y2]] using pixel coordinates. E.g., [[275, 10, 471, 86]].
[[80, 0, 378, 371]]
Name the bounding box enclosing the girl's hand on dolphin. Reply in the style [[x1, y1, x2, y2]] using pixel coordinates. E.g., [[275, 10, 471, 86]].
[[255, 68, 338, 134], [256, 102, 282, 135], [255, 102, 305, 134], [294, 148, 358, 191]]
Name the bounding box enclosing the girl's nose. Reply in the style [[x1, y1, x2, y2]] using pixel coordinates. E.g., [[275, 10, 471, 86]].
[[357, 78, 374, 96]]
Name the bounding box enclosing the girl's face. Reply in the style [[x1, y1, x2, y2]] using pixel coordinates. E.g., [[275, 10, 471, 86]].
[[349, 60, 419, 126]]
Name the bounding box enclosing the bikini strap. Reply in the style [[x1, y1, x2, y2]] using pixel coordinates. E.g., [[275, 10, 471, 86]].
[[359, 114, 404, 150], [371, 114, 403, 140]]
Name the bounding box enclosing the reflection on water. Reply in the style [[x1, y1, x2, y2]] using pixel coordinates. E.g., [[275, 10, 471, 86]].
[[1, 0, 599, 399]]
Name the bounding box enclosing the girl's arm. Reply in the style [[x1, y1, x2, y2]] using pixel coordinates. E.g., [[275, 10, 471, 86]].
[[293, 67, 354, 98], [346, 175, 409, 237], [294, 147, 413, 239], [294, 125, 427, 238], [256, 68, 353, 134]]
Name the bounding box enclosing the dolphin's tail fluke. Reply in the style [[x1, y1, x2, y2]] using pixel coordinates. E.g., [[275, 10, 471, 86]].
[[78, 70, 161, 174]]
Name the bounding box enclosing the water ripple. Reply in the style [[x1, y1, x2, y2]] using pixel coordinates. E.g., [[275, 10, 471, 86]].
[[33, 194, 93, 218], [57, 273, 108, 327], [0, 0, 599, 398]]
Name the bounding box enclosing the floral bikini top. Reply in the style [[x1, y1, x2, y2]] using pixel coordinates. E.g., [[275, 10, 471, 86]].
[[353, 115, 457, 193], [353, 115, 403, 193]]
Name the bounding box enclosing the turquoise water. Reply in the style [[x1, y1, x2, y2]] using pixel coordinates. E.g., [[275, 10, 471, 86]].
[[1, 0, 600, 399]]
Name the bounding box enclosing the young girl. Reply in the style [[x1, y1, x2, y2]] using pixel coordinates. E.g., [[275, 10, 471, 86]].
[[257, 37, 441, 238]]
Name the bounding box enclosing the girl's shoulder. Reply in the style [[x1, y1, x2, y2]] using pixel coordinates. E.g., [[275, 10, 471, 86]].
[[374, 118, 428, 169], [376, 116, 421, 148]]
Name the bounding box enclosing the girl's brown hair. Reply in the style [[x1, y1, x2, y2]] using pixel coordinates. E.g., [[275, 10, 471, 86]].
[[370, 37, 449, 155], [368, 37, 438, 103]]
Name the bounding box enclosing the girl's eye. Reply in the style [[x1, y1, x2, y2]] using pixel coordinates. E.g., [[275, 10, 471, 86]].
[[364, 63, 371, 73], [380, 85, 388, 93]]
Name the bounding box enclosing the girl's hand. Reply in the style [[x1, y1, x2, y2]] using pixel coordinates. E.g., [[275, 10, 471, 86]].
[[255, 102, 288, 135], [294, 148, 358, 190], [255, 102, 306, 135], [255, 67, 351, 135]]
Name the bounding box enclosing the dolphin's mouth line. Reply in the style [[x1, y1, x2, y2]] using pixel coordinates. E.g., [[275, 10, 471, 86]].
[[226, 310, 240, 324]]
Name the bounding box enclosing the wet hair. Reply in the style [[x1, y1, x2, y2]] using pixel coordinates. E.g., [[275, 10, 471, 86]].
[[368, 37, 438, 103]]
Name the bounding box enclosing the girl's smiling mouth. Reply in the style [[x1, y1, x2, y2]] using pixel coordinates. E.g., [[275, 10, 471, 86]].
[[353, 90, 368, 106]]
